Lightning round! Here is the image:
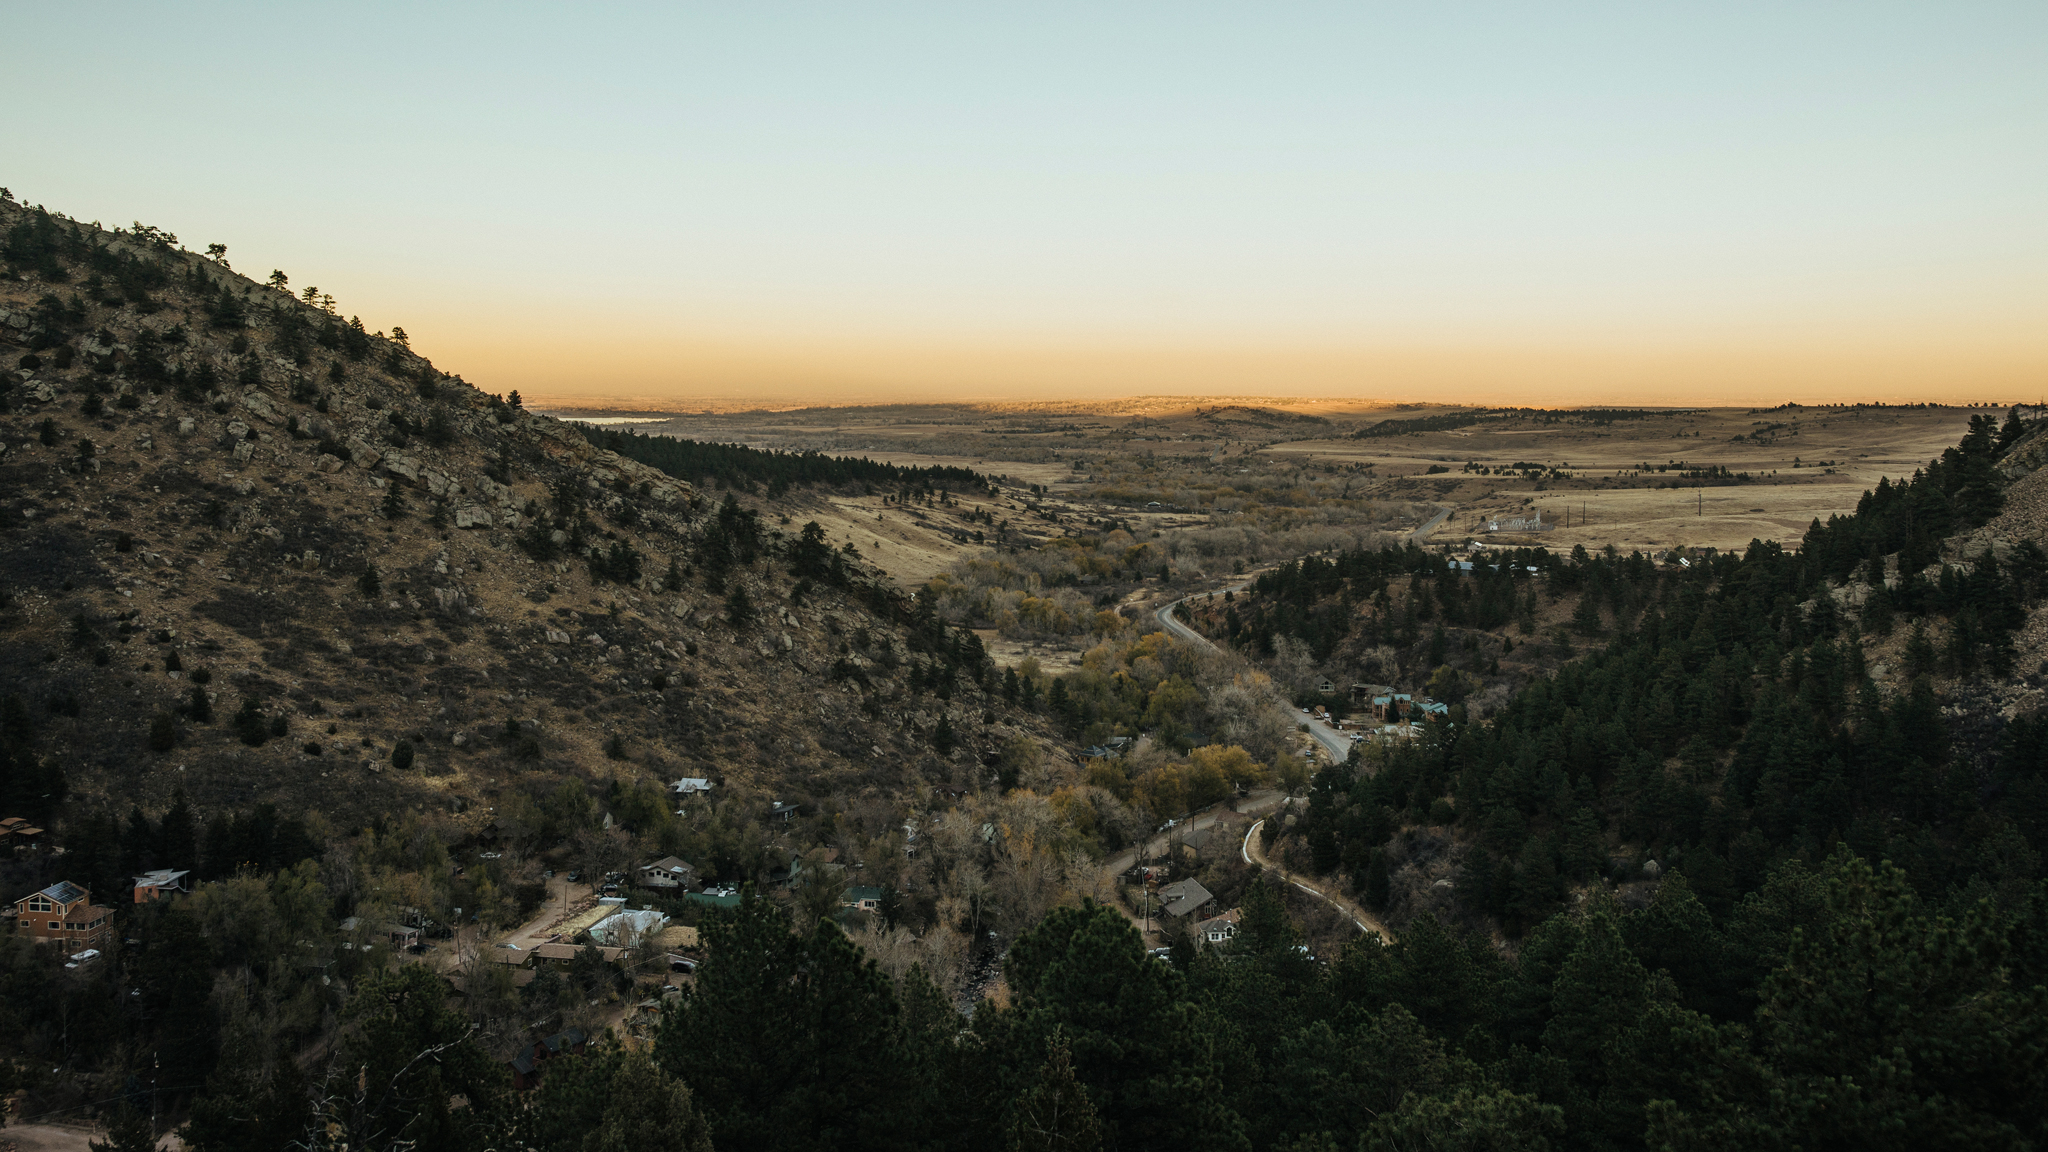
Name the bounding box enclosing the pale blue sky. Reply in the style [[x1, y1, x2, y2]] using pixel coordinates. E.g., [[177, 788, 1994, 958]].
[[6, 4, 2044, 402]]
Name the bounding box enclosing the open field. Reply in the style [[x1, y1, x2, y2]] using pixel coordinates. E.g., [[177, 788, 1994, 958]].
[[555, 400, 1998, 565]]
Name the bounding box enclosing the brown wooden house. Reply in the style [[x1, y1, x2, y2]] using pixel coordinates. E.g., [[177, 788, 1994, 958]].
[[14, 881, 114, 949]]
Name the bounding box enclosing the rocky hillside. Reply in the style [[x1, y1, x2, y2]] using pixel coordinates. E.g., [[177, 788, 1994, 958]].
[[0, 195, 1041, 839]]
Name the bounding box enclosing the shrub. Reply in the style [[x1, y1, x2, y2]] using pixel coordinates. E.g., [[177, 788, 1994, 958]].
[[187, 685, 213, 723], [80, 393, 103, 416], [233, 697, 269, 746], [148, 711, 177, 752], [392, 740, 416, 770]]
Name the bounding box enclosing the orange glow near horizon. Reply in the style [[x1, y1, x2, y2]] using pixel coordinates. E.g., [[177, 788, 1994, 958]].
[[420, 320, 2048, 412]]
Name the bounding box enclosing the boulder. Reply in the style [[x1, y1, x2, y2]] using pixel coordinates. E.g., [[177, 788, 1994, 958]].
[[27, 381, 56, 403], [177, 417, 196, 435], [315, 454, 346, 474], [232, 440, 255, 462], [432, 586, 466, 611], [226, 420, 252, 440], [240, 392, 281, 424], [346, 437, 383, 468], [454, 505, 493, 529], [383, 454, 420, 482], [545, 629, 571, 644]]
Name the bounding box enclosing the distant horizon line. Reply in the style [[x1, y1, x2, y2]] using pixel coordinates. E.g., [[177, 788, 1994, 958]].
[[523, 394, 2036, 417]]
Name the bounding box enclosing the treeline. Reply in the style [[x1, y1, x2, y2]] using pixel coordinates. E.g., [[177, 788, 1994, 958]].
[[57, 790, 321, 901], [1267, 422, 2048, 951], [1232, 542, 1554, 661], [578, 425, 988, 497], [179, 868, 2048, 1150], [1355, 411, 1491, 437], [1802, 411, 2033, 579]]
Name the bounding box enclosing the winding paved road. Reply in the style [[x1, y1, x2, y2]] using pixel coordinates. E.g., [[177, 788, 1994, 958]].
[[1151, 502, 1452, 762], [1243, 816, 1395, 943]]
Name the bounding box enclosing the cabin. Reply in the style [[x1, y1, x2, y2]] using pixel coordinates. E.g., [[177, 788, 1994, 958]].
[[636, 856, 699, 891], [507, 1027, 589, 1091], [13, 882, 114, 949], [842, 885, 884, 913], [132, 869, 190, 903], [1192, 908, 1242, 946], [0, 817, 45, 852], [1157, 879, 1216, 919]]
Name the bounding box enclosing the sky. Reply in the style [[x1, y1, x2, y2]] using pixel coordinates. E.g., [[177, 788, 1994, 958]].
[[5, 3, 2045, 408]]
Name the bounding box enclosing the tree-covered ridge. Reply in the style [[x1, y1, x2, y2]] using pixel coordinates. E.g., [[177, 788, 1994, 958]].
[[577, 424, 989, 497], [185, 865, 2036, 1151], [1256, 418, 2048, 950]]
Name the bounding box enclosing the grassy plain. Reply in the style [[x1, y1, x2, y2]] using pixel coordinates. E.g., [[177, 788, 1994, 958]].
[[554, 399, 1993, 571]]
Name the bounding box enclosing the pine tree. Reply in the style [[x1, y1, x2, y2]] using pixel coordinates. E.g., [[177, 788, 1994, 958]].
[[88, 1105, 156, 1152], [1008, 1028, 1103, 1152], [725, 584, 754, 627], [148, 710, 177, 752], [1363, 849, 1391, 911]]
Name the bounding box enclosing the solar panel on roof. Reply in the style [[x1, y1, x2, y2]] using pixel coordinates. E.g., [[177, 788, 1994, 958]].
[[43, 881, 85, 904]]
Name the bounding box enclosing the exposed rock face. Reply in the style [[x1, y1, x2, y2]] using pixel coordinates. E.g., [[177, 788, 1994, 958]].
[[454, 505, 493, 529], [2000, 424, 2048, 481], [347, 437, 383, 467]]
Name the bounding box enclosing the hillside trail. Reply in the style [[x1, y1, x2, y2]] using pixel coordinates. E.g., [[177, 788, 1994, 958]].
[[1243, 814, 1396, 944]]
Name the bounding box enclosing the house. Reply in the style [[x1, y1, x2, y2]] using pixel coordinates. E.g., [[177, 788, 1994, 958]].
[[842, 885, 883, 913], [589, 907, 667, 948], [507, 1027, 590, 1091], [636, 856, 699, 891], [131, 869, 190, 903], [1315, 677, 1335, 694], [1370, 694, 1413, 723], [1192, 908, 1241, 946], [770, 801, 800, 822], [533, 941, 627, 966], [13, 882, 114, 949], [0, 817, 45, 852], [669, 777, 714, 797], [1157, 879, 1215, 919]]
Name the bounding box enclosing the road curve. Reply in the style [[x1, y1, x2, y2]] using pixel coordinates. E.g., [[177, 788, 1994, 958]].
[[1244, 816, 1395, 943], [1153, 504, 1453, 762], [1153, 594, 1354, 762]]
